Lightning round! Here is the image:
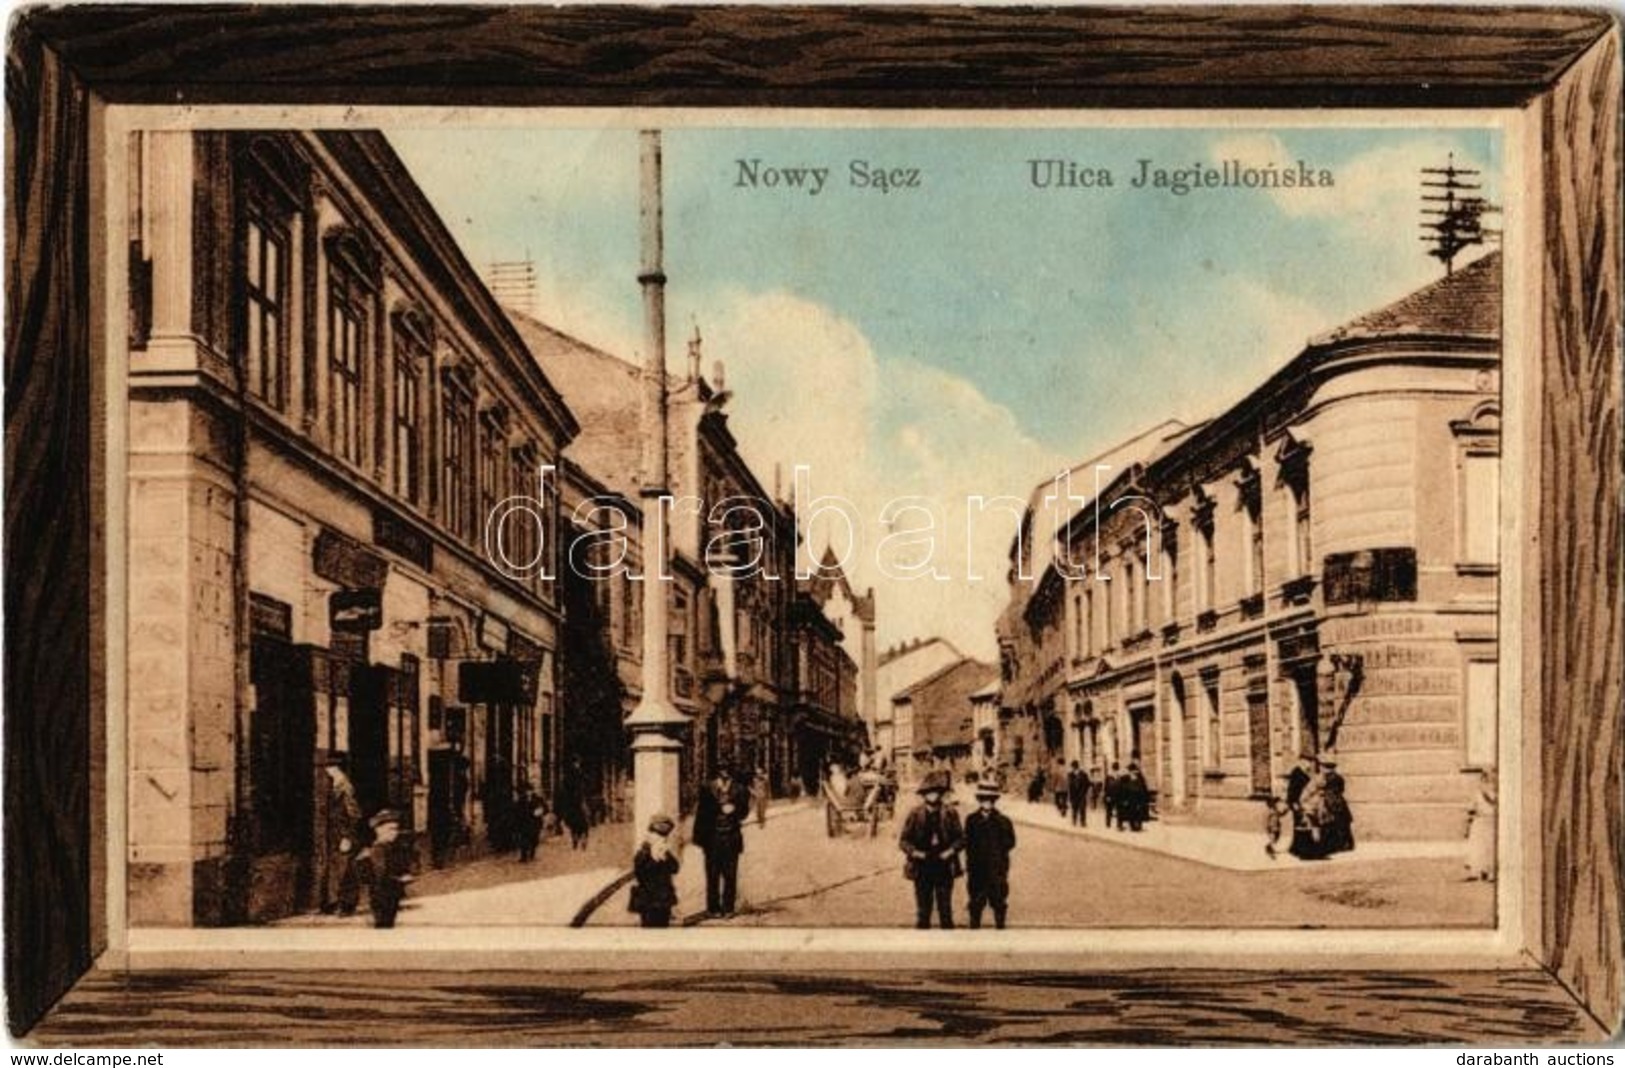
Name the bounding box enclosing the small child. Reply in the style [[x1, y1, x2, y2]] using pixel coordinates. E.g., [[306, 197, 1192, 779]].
[[1264, 795, 1290, 859], [630, 813, 681, 928]]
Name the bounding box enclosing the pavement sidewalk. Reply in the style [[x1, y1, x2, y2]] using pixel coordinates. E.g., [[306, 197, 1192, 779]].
[[276, 820, 635, 928], [587, 797, 822, 926], [1001, 797, 1466, 872]]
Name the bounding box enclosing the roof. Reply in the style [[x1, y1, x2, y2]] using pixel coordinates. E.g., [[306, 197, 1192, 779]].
[[1312, 251, 1501, 347], [506, 309, 644, 496], [879, 635, 962, 669], [1146, 252, 1503, 490]]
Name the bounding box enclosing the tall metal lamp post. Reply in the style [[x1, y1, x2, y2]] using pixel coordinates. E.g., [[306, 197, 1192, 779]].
[[624, 129, 689, 835]]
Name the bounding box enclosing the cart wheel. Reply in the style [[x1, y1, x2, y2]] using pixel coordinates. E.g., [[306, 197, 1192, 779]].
[[826, 803, 840, 838]]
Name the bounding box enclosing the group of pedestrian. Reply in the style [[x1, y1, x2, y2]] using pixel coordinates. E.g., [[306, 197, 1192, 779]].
[[1267, 752, 1355, 860], [1104, 761, 1152, 832], [899, 770, 1018, 929]]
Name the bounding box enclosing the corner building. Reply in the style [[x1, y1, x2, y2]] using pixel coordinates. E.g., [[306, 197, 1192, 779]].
[[125, 131, 578, 924], [1013, 255, 1502, 840]]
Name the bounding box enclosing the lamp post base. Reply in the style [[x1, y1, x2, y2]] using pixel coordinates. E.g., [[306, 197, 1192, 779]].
[[629, 723, 687, 843]]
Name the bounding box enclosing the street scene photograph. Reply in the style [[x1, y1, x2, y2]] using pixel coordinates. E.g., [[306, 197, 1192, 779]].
[[120, 118, 1506, 934]]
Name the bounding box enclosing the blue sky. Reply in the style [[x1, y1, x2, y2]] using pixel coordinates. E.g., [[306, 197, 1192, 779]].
[[389, 122, 1502, 654]]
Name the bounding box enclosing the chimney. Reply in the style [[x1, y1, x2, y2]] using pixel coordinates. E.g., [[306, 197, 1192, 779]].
[[712, 359, 726, 393], [687, 322, 703, 384]]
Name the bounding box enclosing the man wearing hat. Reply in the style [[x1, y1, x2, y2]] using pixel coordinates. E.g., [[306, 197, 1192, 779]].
[[355, 809, 409, 929], [693, 764, 752, 917], [898, 769, 965, 929], [964, 777, 1018, 929]]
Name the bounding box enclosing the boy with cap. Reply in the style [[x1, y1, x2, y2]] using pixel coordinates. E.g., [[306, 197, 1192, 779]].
[[964, 777, 1017, 929], [898, 770, 964, 929], [630, 814, 681, 928], [355, 809, 409, 929]]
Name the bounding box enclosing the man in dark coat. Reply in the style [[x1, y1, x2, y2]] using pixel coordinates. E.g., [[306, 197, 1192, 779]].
[[1285, 753, 1323, 859], [1115, 761, 1148, 831], [1066, 761, 1091, 827], [964, 779, 1017, 929], [1047, 758, 1069, 817], [898, 769, 964, 929], [693, 764, 751, 917], [1103, 761, 1123, 830], [1317, 760, 1355, 855]]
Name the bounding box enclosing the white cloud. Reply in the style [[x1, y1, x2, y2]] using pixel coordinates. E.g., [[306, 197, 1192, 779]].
[[699, 290, 1065, 658]]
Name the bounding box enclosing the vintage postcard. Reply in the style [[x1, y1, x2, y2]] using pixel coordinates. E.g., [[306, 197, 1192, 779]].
[[108, 111, 1517, 940], [8, 3, 1620, 1049]]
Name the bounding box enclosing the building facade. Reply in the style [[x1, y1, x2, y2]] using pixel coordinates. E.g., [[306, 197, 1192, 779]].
[[1003, 254, 1502, 840], [875, 637, 967, 781], [801, 547, 879, 748], [892, 658, 998, 784], [513, 316, 806, 807], [787, 585, 864, 792], [125, 131, 579, 924], [557, 458, 645, 823]]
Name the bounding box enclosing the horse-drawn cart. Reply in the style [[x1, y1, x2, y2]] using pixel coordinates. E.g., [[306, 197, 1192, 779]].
[[822, 769, 896, 838]]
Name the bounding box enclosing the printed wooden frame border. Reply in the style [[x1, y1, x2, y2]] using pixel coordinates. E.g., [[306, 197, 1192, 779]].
[[5, 4, 1619, 1043]]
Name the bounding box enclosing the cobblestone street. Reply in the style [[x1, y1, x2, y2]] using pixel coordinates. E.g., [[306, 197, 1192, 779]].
[[661, 799, 1494, 930]]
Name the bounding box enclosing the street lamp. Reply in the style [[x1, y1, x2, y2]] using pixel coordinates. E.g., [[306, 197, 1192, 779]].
[[624, 129, 689, 838]]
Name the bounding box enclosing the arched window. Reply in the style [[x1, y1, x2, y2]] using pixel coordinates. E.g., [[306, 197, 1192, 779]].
[[390, 305, 433, 506], [234, 136, 308, 413], [323, 227, 380, 467]]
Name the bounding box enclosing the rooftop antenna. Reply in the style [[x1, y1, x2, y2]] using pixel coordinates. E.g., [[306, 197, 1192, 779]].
[[486, 256, 538, 316], [1420, 153, 1501, 275]]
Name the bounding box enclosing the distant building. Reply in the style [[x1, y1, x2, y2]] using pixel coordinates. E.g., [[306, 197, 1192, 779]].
[[511, 314, 804, 805], [557, 458, 644, 822], [891, 658, 999, 784], [801, 546, 879, 747], [968, 680, 1002, 773], [1002, 253, 1503, 840], [996, 423, 1185, 778], [875, 637, 965, 777], [788, 583, 864, 792]]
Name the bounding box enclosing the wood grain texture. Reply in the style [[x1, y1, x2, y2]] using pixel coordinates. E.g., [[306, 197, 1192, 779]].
[[13, 5, 1617, 108], [5, 2, 1624, 1044], [25, 969, 1605, 1046], [1541, 30, 1624, 1035], [3, 19, 95, 1038]]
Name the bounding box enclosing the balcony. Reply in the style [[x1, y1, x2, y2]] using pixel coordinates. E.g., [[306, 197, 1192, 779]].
[[1161, 622, 1181, 647], [1196, 609, 1218, 633], [1239, 593, 1265, 620]]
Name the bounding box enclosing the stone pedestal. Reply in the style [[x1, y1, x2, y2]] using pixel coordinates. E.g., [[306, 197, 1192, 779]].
[[629, 724, 686, 840]]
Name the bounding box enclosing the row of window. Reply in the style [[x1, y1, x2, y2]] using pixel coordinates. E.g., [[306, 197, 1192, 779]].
[[1066, 464, 1312, 660], [233, 144, 555, 581]]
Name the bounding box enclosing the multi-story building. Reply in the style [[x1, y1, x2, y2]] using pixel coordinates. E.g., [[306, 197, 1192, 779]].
[[995, 423, 1185, 778], [801, 547, 879, 750], [512, 316, 801, 807], [125, 130, 578, 924], [557, 457, 644, 822], [1008, 253, 1502, 840], [787, 584, 864, 792]]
